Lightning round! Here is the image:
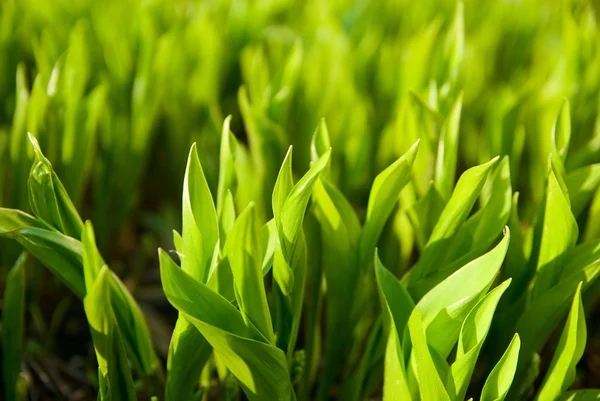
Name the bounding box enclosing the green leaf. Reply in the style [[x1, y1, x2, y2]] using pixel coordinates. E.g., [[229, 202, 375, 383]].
[[481, 334, 521, 401], [360, 140, 419, 263], [82, 220, 104, 292], [181, 143, 219, 284], [553, 99, 571, 161], [428, 156, 500, 245], [225, 203, 274, 342], [435, 92, 463, 200], [27, 133, 83, 238], [172, 230, 183, 255], [442, 0, 464, 83], [312, 178, 362, 400], [277, 148, 331, 254], [416, 228, 510, 357], [273, 147, 294, 233], [533, 165, 578, 299], [261, 219, 280, 276], [407, 182, 445, 251], [447, 279, 511, 400], [408, 156, 500, 286], [311, 118, 331, 165], [375, 251, 414, 401], [159, 249, 293, 401], [82, 221, 158, 376], [2, 253, 27, 401], [84, 266, 137, 401], [407, 308, 451, 401], [273, 245, 295, 296], [11, 226, 85, 298], [514, 244, 600, 390], [165, 318, 212, 401], [217, 115, 238, 215], [535, 283, 586, 401], [0, 208, 45, 233], [566, 164, 600, 218]]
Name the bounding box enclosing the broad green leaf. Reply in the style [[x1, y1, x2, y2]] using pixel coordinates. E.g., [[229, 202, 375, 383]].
[[160, 249, 259, 340], [360, 140, 419, 263], [2, 253, 27, 401], [225, 203, 274, 342], [84, 266, 136, 401], [535, 283, 586, 401], [27, 133, 83, 238], [435, 92, 462, 200], [417, 229, 509, 357], [444, 157, 512, 265], [566, 164, 600, 218], [278, 148, 331, 254], [428, 157, 500, 245], [10, 226, 85, 298], [408, 156, 500, 284], [0, 208, 45, 233], [407, 309, 451, 401], [481, 334, 521, 401], [181, 143, 219, 284], [410, 158, 512, 297], [160, 249, 293, 401], [533, 166, 578, 299], [375, 251, 414, 401], [447, 279, 511, 400]]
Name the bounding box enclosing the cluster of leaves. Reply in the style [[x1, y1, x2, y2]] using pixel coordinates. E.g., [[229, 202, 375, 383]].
[[2, 0, 600, 400]]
